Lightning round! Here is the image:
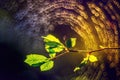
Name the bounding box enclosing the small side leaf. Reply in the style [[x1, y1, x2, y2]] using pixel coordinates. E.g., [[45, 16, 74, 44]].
[[42, 34, 65, 54], [74, 67, 80, 72], [45, 42, 64, 54], [89, 55, 98, 62], [74, 56, 88, 72], [40, 61, 54, 71], [24, 54, 47, 66], [66, 38, 77, 48], [79, 57, 88, 67], [74, 54, 98, 72]]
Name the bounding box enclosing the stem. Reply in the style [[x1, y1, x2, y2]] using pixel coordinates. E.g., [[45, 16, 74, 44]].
[[49, 47, 120, 60], [49, 51, 68, 60]]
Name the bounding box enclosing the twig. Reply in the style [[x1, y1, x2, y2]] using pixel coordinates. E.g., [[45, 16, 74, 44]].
[[70, 48, 120, 53], [50, 47, 120, 60], [50, 51, 68, 60]]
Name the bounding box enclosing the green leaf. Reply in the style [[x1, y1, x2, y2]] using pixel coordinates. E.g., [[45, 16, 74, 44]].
[[46, 42, 60, 48], [74, 67, 81, 72], [40, 61, 54, 71], [45, 42, 64, 54], [74, 57, 88, 72], [66, 38, 77, 48], [24, 54, 47, 66], [81, 56, 89, 63], [77, 56, 88, 68], [42, 34, 65, 55], [74, 54, 98, 72], [32, 62, 45, 67], [79, 61, 87, 67], [45, 41, 64, 53], [42, 34, 61, 43]]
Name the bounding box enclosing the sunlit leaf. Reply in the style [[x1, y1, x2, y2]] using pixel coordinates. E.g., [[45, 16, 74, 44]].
[[73, 57, 88, 72], [40, 61, 54, 71], [66, 38, 77, 48], [79, 57, 88, 67], [42, 34, 61, 43], [89, 55, 98, 62], [82, 56, 89, 62], [71, 38, 77, 47], [74, 57, 88, 72], [42, 34, 65, 54], [24, 54, 47, 66], [76, 55, 98, 68], [45, 42, 64, 53], [74, 67, 80, 72], [45, 42, 60, 48], [45, 43, 64, 54]]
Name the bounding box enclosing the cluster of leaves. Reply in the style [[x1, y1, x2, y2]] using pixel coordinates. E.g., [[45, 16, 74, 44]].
[[74, 54, 98, 72], [24, 34, 77, 71]]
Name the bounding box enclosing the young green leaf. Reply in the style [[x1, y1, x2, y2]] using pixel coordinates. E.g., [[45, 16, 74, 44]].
[[40, 61, 54, 71], [42, 34, 61, 43], [45, 42, 64, 53], [42, 34, 65, 54], [74, 55, 89, 72], [79, 57, 88, 67], [45, 43, 64, 53], [79, 61, 87, 68], [24, 54, 48, 66], [74, 67, 81, 72], [73, 59, 87, 72], [89, 55, 98, 62], [32, 62, 45, 67], [66, 38, 77, 48]]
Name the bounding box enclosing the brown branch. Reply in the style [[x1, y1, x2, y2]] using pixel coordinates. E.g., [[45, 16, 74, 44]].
[[49, 47, 120, 60], [70, 47, 120, 53], [89, 47, 120, 53]]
